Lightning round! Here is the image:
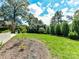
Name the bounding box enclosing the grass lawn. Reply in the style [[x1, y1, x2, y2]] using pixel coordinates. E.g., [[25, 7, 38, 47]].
[[14, 33, 79, 59]]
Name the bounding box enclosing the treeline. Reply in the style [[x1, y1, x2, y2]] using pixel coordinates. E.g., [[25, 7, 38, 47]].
[[25, 10, 79, 40]]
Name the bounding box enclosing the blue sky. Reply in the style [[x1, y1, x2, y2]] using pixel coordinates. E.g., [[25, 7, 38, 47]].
[[28, 0, 79, 15]]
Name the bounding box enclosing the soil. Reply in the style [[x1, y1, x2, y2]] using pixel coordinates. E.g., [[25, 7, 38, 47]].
[[0, 38, 51, 59]]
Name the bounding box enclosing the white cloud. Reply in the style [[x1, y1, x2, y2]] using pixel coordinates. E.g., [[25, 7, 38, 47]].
[[68, 0, 79, 5], [61, 0, 64, 4], [74, 2, 79, 5], [47, 8, 55, 16], [28, 3, 55, 25], [37, 2, 42, 6], [54, 3, 60, 7], [62, 8, 74, 21], [28, 4, 52, 25], [36, 8, 55, 25], [62, 8, 68, 12], [37, 15, 52, 25], [28, 4, 43, 16], [62, 8, 74, 16]]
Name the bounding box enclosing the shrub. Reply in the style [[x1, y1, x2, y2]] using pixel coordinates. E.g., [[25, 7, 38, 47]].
[[38, 27, 45, 34], [54, 24, 61, 35], [61, 21, 69, 36], [16, 25, 27, 33], [0, 28, 9, 33], [68, 31, 78, 39], [1, 29, 10, 33], [27, 24, 37, 33]]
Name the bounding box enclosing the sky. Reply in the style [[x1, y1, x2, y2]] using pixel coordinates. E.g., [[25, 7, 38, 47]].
[[0, 0, 79, 25], [28, 0, 79, 25]]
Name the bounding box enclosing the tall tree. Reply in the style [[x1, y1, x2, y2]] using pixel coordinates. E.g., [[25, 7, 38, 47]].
[[61, 21, 69, 36], [1, 0, 29, 32], [51, 11, 63, 25], [71, 10, 79, 35]]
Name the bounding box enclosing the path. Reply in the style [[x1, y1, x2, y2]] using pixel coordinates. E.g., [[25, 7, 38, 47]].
[[0, 32, 16, 44]]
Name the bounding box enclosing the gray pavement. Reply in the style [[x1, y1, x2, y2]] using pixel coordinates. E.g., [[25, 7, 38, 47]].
[[0, 32, 16, 44]]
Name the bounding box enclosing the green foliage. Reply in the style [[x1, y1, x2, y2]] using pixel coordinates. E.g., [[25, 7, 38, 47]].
[[68, 31, 78, 39], [46, 26, 51, 34], [27, 24, 38, 33], [61, 21, 69, 36], [1, 29, 10, 33], [16, 25, 27, 33], [0, 28, 10, 33], [27, 17, 46, 33], [71, 10, 79, 35], [38, 27, 45, 34], [71, 19, 79, 35], [0, 0, 29, 33], [50, 24, 55, 34], [54, 24, 61, 35], [51, 11, 63, 24]]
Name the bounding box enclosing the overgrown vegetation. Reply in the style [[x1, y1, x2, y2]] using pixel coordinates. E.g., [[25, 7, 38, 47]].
[[16, 25, 27, 33], [0, 28, 10, 33]]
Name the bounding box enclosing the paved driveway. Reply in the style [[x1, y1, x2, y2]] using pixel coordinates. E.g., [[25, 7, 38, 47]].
[[0, 32, 16, 44]]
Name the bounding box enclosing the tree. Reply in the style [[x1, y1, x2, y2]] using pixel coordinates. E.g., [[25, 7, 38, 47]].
[[1, 0, 29, 33], [27, 14, 38, 25], [54, 24, 61, 35], [51, 11, 63, 25], [46, 26, 51, 34], [61, 21, 69, 36], [71, 10, 79, 35], [50, 24, 55, 34], [27, 24, 38, 33], [27, 17, 46, 33]]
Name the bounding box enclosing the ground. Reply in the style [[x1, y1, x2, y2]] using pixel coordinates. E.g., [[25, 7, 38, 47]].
[[15, 33, 79, 59], [0, 38, 51, 59], [0, 32, 16, 44], [0, 33, 79, 59]]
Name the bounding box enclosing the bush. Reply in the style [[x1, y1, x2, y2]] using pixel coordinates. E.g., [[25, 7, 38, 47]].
[[0, 28, 9, 33], [68, 31, 78, 39], [54, 24, 61, 35], [61, 21, 69, 36], [27, 24, 37, 33], [16, 25, 27, 33], [38, 27, 45, 34]]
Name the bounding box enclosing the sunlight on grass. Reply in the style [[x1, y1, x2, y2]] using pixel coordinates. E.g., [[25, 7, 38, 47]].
[[15, 33, 79, 59]]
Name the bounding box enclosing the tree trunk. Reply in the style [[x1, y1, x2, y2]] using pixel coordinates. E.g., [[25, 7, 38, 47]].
[[11, 6, 16, 33]]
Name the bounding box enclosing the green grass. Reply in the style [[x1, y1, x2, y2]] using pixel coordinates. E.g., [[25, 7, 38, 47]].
[[15, 33, 79, 59]]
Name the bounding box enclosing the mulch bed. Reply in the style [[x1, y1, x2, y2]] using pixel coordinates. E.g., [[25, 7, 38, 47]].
[[0, 38, 51, 59]]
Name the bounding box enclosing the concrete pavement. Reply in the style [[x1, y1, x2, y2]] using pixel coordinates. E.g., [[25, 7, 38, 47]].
[[0, 32, 16, 44]]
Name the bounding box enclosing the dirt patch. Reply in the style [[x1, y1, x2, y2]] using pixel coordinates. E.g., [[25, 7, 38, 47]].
[[0, 38, 51, 59]]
